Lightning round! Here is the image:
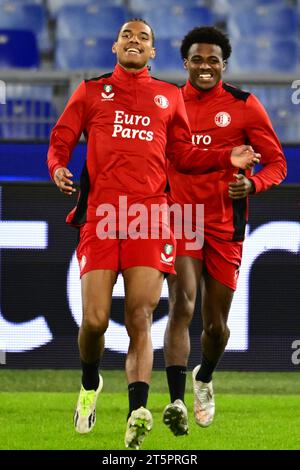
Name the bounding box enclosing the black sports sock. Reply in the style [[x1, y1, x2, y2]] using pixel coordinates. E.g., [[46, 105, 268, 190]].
[[81, 359, 100, 391], [128, 382, 149, 419], [166, 365, 187, 403], [196, 355, 216, 383]]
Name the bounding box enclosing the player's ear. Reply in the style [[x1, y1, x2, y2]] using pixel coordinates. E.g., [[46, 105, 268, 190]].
[[222, 60, 227, 71], [183, 58, 188, 70], [150, 47, 156, 59], [112, 42, 117, 55]]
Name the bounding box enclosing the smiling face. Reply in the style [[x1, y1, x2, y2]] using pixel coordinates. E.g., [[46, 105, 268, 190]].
[[112, 21, 156, 72], [184, 43, 226, 91]]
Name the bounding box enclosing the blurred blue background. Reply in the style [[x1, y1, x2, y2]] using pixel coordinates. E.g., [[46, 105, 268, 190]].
[[0, 0, 299, 179]]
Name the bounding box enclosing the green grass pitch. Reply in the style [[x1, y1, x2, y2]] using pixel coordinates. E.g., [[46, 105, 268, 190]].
[[0, 370, 299, 450]]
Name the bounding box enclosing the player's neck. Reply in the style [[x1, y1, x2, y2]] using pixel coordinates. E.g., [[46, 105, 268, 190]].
[[188, 79, 223, 97], [118, 63, 148, 74]]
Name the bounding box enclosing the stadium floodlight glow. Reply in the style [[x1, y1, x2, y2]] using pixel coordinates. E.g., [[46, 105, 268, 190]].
[[68, 242, 248, 353], [0, 215, 53, 352], [2, 214, 299, 356], [228, 221, 300, 351], [68, 221, 300, 354], [67, 252, 170, 353], [0, 221, 48, 248], [68, 248, 249, 353]]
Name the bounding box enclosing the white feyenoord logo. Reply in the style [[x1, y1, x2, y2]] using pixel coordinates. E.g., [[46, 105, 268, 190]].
[[215, 111, 231, 127]]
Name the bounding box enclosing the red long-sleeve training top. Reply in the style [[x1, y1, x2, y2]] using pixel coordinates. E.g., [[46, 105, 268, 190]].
[[168, 80, 287, 241], [47, 64, 234, 225]]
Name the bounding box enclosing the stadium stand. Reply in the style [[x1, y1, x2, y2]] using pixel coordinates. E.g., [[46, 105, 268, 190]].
[[0, 29, 40, 68], [143, 6, 214, 39], [56, 4, 129, 39], [0, 1, 50, 51], [150, 38, 183, 71], [0, 0, 299, 142], [48, 0, 125, 18], [56, 37, 116, 69], [229, 38, 298, 73], [227, 5, 298, 39], [0, 84, 56, 139], [128, 0, 209, 13]]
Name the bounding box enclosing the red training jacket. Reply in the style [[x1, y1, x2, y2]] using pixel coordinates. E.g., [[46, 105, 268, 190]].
[[168, 80, 287, 241], [47, 65, 234, 226]]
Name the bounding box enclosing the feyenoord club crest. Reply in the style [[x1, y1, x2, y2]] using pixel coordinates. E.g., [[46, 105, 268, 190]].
[[164, 244, 173, 255], [103, 84, 112, 93], [101, 84, 114, 100], [161, 243, 174, 264], [215, 111, 231, 127]]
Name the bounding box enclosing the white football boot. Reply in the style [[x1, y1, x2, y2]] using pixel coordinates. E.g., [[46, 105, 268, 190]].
[[192, 365, 215, 427], [74, 375, 103, 434], [163, 399, 189, 436], [125, 407, 153, 450]]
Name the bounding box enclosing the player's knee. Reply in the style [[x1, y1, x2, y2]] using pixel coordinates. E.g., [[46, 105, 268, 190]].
[[206, 322, 230, 344], [125, 306, 152, 337], [171, 290, 195, 324], [82, 307, 109, 334]]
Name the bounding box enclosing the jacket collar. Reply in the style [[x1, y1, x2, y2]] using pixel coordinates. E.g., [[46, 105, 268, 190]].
[[183, 79, 223, 101], [113, 63, 151, 81]]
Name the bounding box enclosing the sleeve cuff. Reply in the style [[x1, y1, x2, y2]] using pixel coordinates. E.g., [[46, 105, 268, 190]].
[[248, 176, 259, 194], [50, 164, 64, 181]]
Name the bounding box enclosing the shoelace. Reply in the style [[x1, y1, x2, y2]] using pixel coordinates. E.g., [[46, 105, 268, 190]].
[[196, 386, 212, 408], [80, 389, 95, 414]]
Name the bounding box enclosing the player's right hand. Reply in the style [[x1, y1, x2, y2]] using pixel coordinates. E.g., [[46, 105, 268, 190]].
[[230, 145, 261, 170], [54, 167, 76, 196]]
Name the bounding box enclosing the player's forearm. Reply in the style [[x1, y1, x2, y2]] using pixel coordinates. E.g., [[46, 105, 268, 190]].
[[169, 146, 232, 174], [47, 81, 87, 181], [47, 137, 72, 180], [47, 125, 79, 180], [250, 159, 287, 193]]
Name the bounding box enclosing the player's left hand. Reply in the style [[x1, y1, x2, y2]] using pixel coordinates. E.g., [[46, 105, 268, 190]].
[[228, 174, 254, 199]]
